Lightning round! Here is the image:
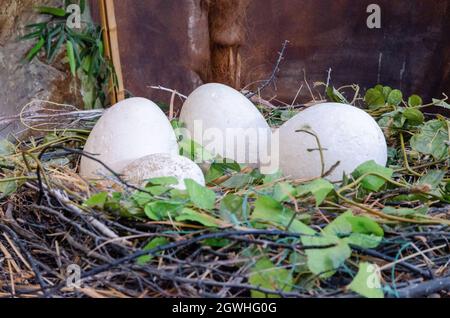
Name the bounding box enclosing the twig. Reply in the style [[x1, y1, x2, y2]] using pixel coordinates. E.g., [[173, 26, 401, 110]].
[[245, 40, 289, 99]]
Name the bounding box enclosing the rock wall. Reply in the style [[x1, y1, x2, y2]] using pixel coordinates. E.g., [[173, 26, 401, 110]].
[[0, 0, 81, 138]]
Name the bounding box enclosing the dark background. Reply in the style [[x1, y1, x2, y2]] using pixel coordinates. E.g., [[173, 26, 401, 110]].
[[92, 0, 450, 108]]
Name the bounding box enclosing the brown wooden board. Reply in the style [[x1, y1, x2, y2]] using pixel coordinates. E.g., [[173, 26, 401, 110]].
[[92, 0, 450, 110]]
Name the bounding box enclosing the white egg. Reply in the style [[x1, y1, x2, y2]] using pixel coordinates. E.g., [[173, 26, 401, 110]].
[[80, 98, 179, 179], [120, 153, 205, 190], [278, 103, 387, 181], [179, 83, 272, 168]]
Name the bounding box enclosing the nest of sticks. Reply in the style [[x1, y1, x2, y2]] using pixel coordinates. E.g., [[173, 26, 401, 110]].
[[1, 87, 450, 299]]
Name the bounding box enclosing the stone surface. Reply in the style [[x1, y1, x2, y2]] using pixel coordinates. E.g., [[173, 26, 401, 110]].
[[121, 153, 205, 190], [278, 103, 388, 181], [179, 83, 271, 166], [80, 98, 179, 179], [0, 0, 82, 139]]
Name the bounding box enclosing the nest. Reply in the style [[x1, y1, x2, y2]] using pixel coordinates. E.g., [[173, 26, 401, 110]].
[[0, 94, 449, 299]]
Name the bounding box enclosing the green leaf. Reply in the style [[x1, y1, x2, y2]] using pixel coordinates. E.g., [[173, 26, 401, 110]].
[[184, 179, 216, 211], [0, 180, 18, 198], [145, 176, 178, 187], [175, 208, 222, 228], [403, 108, 424, 126], [0, 139, 15, 156], [327, 87, 348, 104], [66, 40, 77, 76], [418, 170, 445, 195], [220, 194, 246, 222], [408, 95, 423, 107], [410, 120, 449, 160], [248, 258, 293, 298], [382, 206, 417, 217], [273, 182, 297, 202], [297, 179, 334, 206], [137, 237, 169, 265], [252, 196, 315, 235], [324, 211, 384, 243], [131, 191, 153, 207], [25, 37, 45, 61], [348, 262, 384, 298], [144, 201, 183, 221], [84, 192, 108, 209], [352, 160, 393, 192], [387, 89, 403, 106], [365, 88, 385, 109], [344, 233, 382, 249], [221, 174, 254, 189], [36, 6, 67, 17], [302, 235, 351, 278]]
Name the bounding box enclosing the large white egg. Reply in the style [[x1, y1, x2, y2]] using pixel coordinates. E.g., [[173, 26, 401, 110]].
[[120, 153, 205, 190], [278, 103, 387, 181], [80, 98, 179, 179], [179, 83, 272, 168]]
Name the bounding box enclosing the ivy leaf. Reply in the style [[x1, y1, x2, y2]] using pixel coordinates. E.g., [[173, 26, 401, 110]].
[[352, 160, 393, 192], [136, 237, 169, 265], [248, 258, 293, 298], [220, 194, 247, 223], [345, 214, 384, 237], [297, 179, 334, 206], [84, 192, 108, 209], [387, 89, 403, 106], [408, 95, 423, 107], [175, 208, 222, 228], [382, 206, 417, 217], [348, 262, 384, 298], [145, 176, 178, 187], [324, 211, 383, 248], [221, 174, 254, 189], [144, 201, 183, 221], [344, 233, 382, 249], [0, 181, 17, 199], [403, 108, 424, 126], [410, 120, 449, 160], [273, 182, 297, 202], [252, 196, 315, 235], [0, 139, 15, 156], [302, 235, 351, 278], [365, 88, 385, 110], [185, 179, 216, 211]]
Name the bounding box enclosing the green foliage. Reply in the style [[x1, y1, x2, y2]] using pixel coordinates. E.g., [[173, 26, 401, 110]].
[[137, 237, 170, 265], [297, 179, 334, 206], [352, 161, 394, 192], [410, 119, 449, 160], [0, 140, 15, 156], [176, 208, 222, 227], [348, 262, 384, 298], [84, 192, 108, 209], [185, 179, 216, 211], [22, 1, 115, 109], [252, 196, 315, 235], [249, 258, 293, 298], [302, 211, 384, 278]]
